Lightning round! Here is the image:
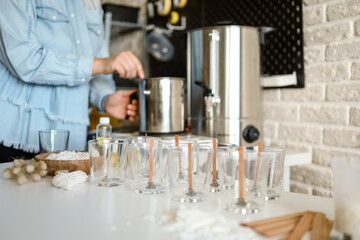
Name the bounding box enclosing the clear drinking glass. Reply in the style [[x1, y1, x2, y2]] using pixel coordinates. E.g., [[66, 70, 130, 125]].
[[88, 139, 127, 187], [222, 146, 269, 214], [39, 130, 69, 153], [156, 137, 197, 185], [217, 144, 238, 190], [168, 142, 212, 203], [128, 138, 166, 194], [210, 143, 238, 193], [126, 136, 162, 182], [332, 157, 360, 239], [263, 147, 285, 200]]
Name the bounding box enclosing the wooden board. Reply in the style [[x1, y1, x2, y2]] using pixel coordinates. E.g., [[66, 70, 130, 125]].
[[35, 152, 90, 176]]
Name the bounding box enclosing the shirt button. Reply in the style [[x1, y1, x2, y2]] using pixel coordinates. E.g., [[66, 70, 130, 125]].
[[81, 78, 86, 82], [76, 40, 80, 44], [52, 16, 56, 20], [70, 13, 75, 18], [96, 30, 101, 35]]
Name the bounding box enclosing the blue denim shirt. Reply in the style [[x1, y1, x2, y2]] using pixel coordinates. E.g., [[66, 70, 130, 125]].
[[0, 0, 115, 152]]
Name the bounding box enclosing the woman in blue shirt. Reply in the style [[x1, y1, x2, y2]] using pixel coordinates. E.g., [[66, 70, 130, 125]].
[[0, 0, 144, 162]]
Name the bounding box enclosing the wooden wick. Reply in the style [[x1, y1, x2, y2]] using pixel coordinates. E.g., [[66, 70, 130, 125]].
[[149, 138, 154, 183], [242, 212, 305, 228], [175, 135, 179, 146], [253, 217, 301, 237], [253, 142, 263, 186], [311, 212, 330, 240], [286, 211, 315, 240], [242, 212, 305, 237], [242, 211, 331, 239], [145, 133, 147, 141], [239, 146, 244, 200], [212, 138, 217, 182], [188, 143, 193, 191]]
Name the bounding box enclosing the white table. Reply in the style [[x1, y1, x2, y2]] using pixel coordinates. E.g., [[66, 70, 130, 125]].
[[0, 163, 333, 240]]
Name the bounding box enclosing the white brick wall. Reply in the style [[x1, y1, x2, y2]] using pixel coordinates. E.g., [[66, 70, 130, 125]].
[[351, 62, 360, 79], [326, 0, 360, 21], [350, 107, 360, 125], [305, 62, 351, 82], [303, 6, 325, 26], [304, 22, 351, 46], [327, 83, 360, 101], [300, 105, 348, 124], [326, 41, 360, 61], [281, 83, 326, 101], [304, 47, 324, 65], [263, 0, 360, 198]]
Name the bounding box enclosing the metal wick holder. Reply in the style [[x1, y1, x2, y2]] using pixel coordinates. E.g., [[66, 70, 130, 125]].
[[210, 180, 220, 192], [236, 198, 247, 207], [186, 189, 197, 197], [146, 182, 157, 189], [178, 172, 185, 180]]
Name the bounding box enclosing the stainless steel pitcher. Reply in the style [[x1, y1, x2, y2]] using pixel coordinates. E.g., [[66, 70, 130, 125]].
[[139, 77, 186, 133], [187, 25, 263, 145]]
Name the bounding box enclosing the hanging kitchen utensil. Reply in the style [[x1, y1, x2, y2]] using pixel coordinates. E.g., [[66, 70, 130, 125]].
[[169, 11, 180, 25], [156, 0, 172, 16], [173, 0, 188, 9], [146, 28, 174, 62], [147, 2, 155, 18]]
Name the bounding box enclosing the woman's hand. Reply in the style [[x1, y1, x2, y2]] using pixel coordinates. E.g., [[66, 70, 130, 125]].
[[104, 89, 138, 122], [92, 51, 144, 79]]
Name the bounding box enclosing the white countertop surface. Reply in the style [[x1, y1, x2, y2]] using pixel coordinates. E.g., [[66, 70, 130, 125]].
[[0, 162, 334, 240]]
